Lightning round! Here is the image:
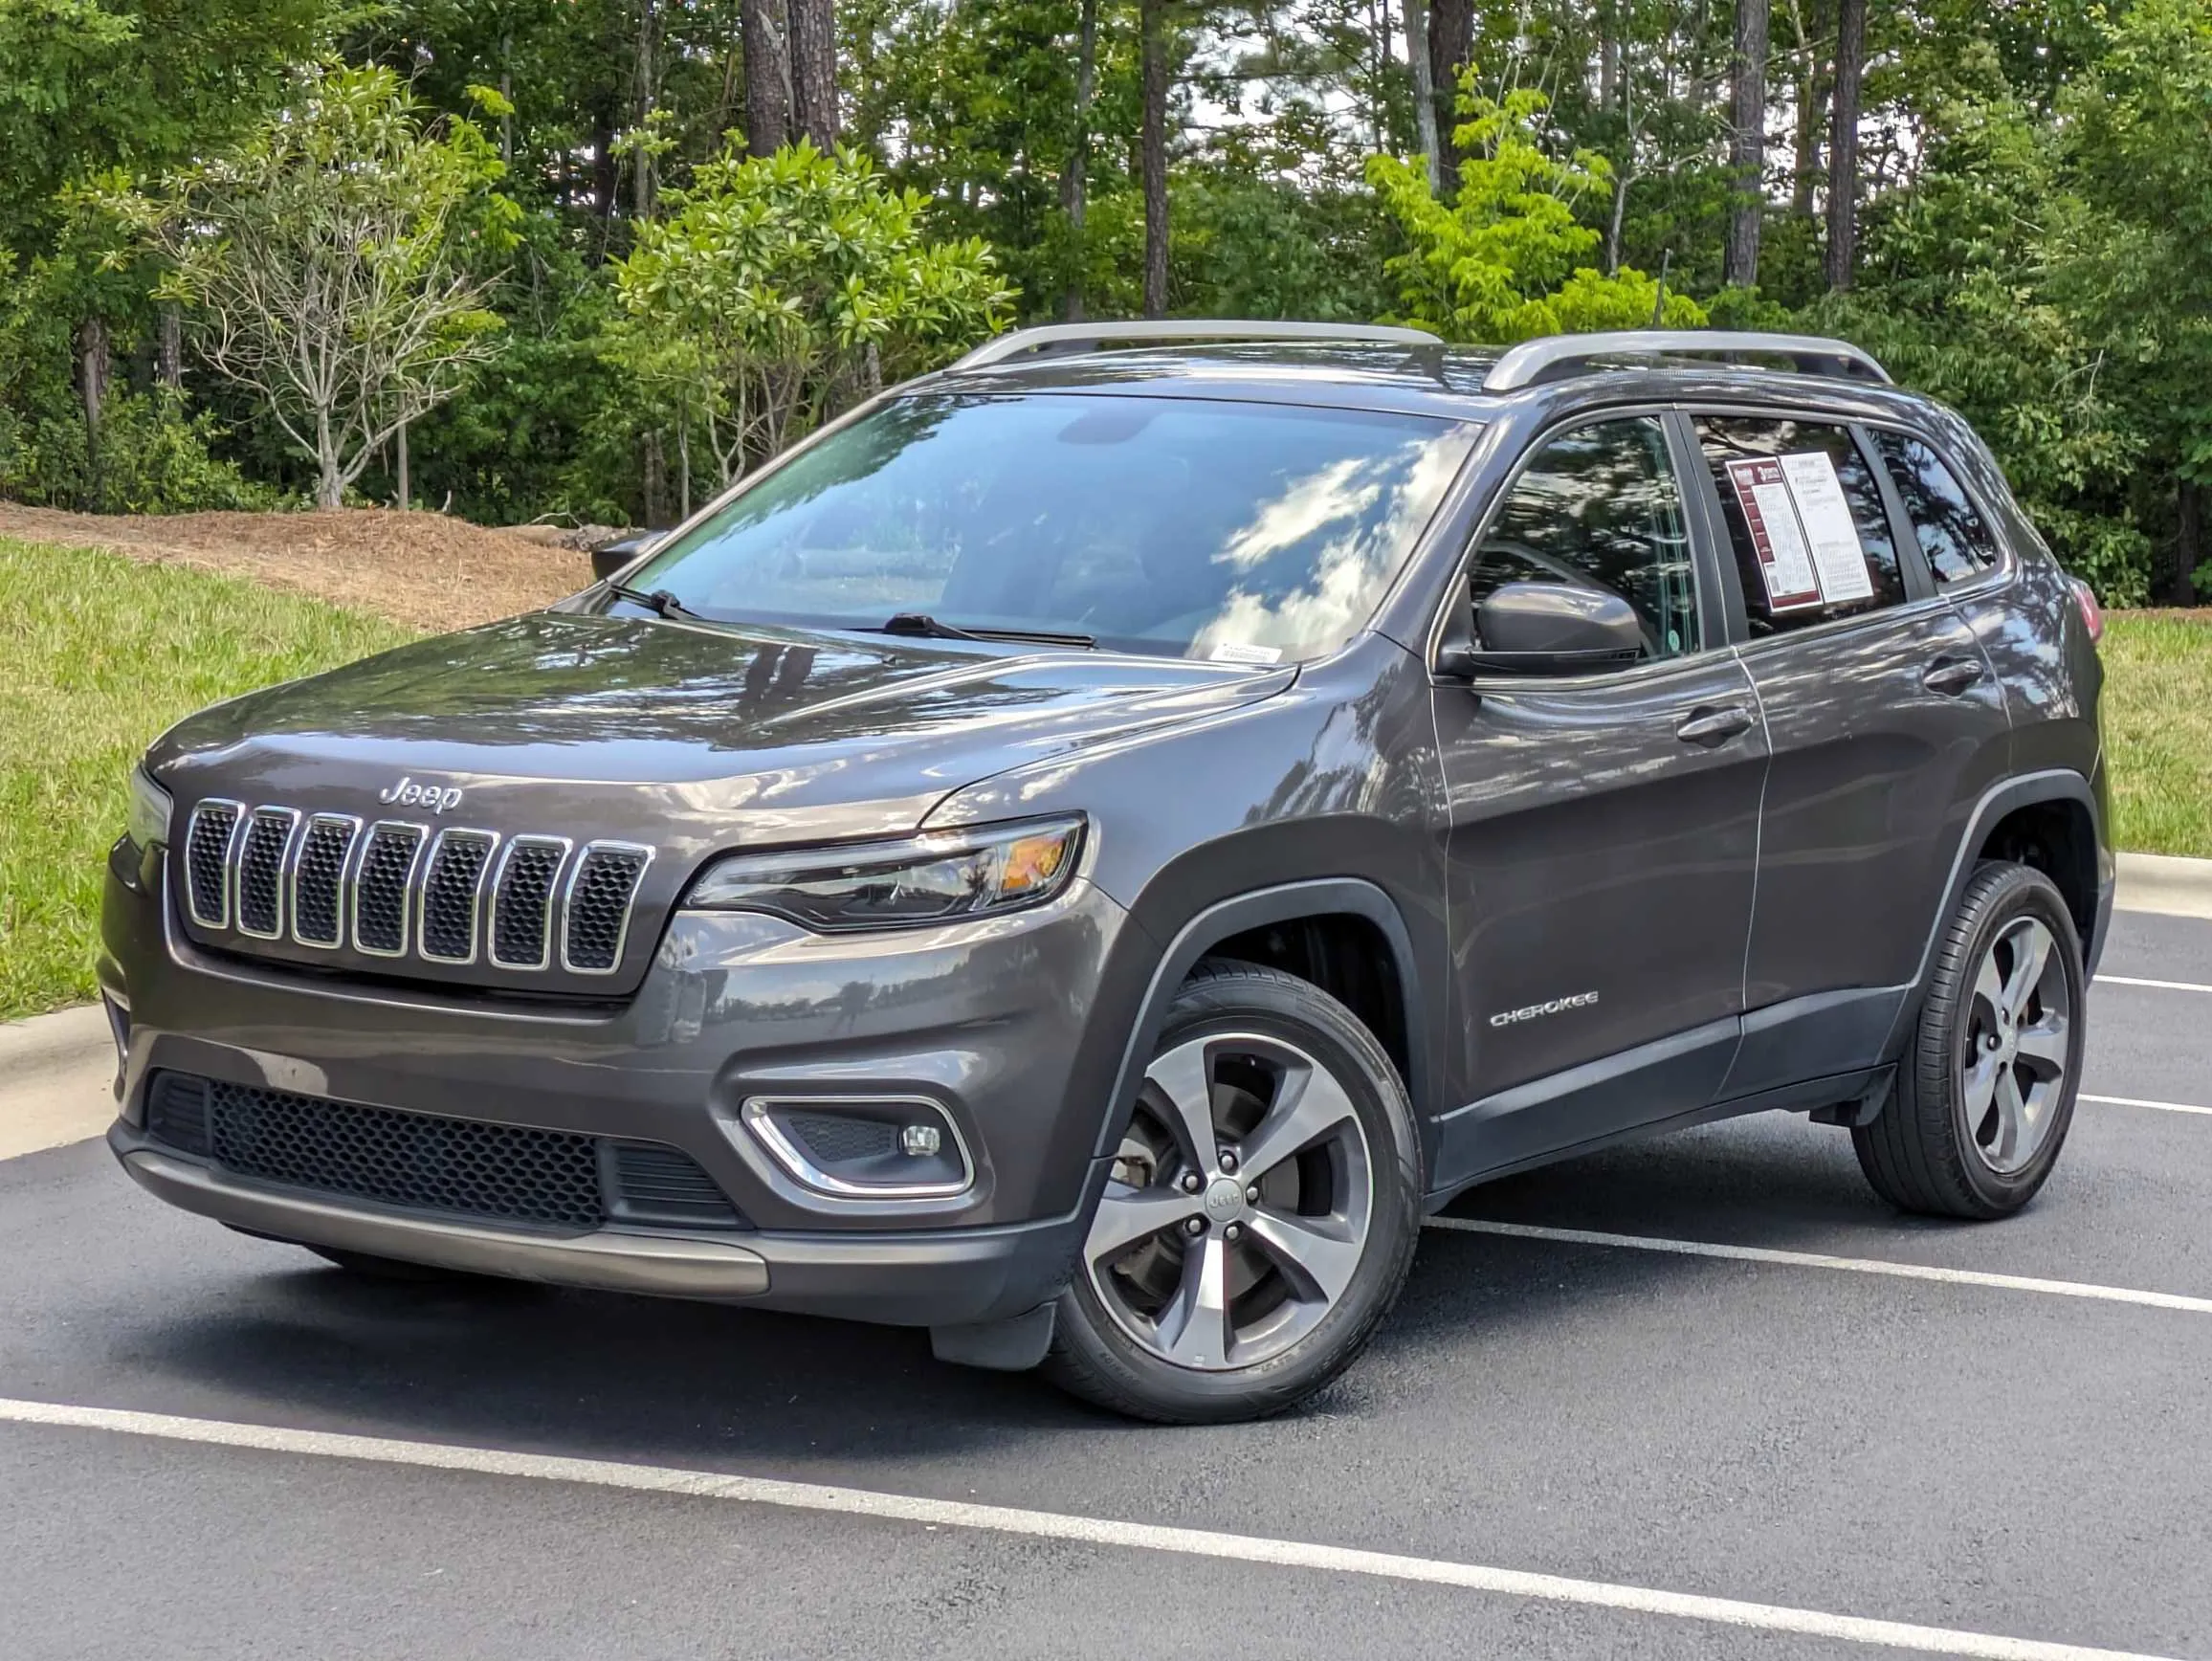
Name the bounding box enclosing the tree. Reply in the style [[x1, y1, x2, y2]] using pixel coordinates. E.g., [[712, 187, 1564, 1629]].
[[744, 0, 791, 155], [1367, 74, 1707, 343], [1140, 0, 1171, 316], [609, 139, 1011, 490], [1825, 0, 1866, 292], [789, 0, 840, 148], [114, 64, 517, 509], [1724, 0, 1769, 289]]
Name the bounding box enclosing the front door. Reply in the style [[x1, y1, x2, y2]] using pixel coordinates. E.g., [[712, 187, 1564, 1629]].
[[1428, 414, 1767, 1184]]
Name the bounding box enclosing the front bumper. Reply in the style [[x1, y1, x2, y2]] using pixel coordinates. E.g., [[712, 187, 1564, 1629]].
[[100, 842, 1133, 1327], [108, 1125, 1091, 1323]]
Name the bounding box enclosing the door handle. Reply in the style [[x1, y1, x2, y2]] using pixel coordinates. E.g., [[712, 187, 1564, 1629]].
[[1922, 656, 1987, 696], [1675, 704, 1756, 747]]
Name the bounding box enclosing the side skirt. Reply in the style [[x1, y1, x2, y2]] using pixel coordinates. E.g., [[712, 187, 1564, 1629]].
[[1426, 986, 1909, 1204]]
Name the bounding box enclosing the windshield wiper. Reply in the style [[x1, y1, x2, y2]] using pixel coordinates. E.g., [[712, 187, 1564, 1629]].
[[875, 612, 1095, 650], [607, 582, 708, 623]]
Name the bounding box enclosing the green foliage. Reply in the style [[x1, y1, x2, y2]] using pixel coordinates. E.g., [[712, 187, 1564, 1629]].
[[609, 139, 1014, 483], [109, 61, 517, 508], [1366, 76, 1704, 343], [0, 390, 275, 514]]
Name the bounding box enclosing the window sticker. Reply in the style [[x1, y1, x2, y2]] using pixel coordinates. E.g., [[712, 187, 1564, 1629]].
[[1776, 451, 1875, 604], [1724, 451, 1874, 610], [1725, 457, 1823, 611]]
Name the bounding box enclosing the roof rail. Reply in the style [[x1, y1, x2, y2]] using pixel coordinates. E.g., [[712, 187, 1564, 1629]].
[[952, 319, 1442, 371], [1481, 330, 1891, 393]]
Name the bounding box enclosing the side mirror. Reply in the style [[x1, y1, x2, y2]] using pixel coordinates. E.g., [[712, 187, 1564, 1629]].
[[1435, 580, 1644, 677], [590, 531, 662, 584]]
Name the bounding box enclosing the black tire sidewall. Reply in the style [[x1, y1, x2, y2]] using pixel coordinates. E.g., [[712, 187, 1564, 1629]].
[[1049, 963, 1423, 1422], [1919, 863, 2087, 1212]]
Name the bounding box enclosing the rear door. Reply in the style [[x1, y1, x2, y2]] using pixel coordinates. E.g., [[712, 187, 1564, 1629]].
[[1687, 410, 2011, 1092], [1428, 412, 1768, 1182]]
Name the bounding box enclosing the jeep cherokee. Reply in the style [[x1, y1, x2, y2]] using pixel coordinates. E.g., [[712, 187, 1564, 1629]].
[[101, 322, 2112, 1423]]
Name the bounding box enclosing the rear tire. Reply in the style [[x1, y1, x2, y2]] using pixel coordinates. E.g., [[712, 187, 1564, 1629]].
[[1043, 960, 1422, 1424], [1853, 862, 2085, 1220]]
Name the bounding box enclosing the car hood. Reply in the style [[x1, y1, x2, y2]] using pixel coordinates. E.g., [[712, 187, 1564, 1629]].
[[148, 610, 1294, 843]]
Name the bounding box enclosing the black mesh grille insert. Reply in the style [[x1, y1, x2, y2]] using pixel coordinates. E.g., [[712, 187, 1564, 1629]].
[[355, 824, 425, 954], [145, 1073, 212, 1158], [197, 1076, 604, 1229], [564, 846, 648, 971], [787, 1112, 901, 1164], [185, 803, 237, 926], [420, 831, 495, 962], [492, 840, 564, 967], [291, 817, 356, 947], [235, 810, 296, 936], [608, 1144, 747, 1228]]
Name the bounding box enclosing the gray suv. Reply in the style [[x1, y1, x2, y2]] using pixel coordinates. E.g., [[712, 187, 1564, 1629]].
[[101, 323, 2112, 1423]]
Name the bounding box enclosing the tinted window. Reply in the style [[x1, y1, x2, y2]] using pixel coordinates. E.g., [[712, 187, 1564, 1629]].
[[1471, 416, 1699, 660], [1873, 429, 2002, 584], [626, 395, 1479, 663], [1693, 416, 1905, 635]]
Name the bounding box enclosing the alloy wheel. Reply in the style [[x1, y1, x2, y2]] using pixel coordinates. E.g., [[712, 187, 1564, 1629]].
[[1959, 915, 2072, 1176], [1084, 1031, 1374, 1371]]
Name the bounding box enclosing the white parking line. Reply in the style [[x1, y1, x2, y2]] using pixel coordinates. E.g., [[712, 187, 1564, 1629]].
[[2095, 974, 2212, 995], [1424, 1217, 2212, 1316], [2082, 1093, 2212, 1118], [0, 1398, 2179, 1661]]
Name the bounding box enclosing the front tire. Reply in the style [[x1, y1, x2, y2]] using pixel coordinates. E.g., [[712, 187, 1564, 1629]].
[[1043, 961, 1422, 1424], [1853, 862, 2085, 1220]]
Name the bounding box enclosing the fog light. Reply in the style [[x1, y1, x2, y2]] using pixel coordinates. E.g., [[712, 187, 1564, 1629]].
[[740, 1096, 973, 1200]]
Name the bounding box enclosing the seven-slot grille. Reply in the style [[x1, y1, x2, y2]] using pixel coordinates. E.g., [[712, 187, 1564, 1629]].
[[178, 799, 653, 980]]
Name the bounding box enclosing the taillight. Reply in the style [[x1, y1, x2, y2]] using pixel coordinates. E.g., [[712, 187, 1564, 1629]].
[[2070, 578, 2104, 644]]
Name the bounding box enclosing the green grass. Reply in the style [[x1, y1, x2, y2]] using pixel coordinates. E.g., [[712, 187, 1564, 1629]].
[[0, 540, 411, 1021], [2102, 613, 2212, 859]]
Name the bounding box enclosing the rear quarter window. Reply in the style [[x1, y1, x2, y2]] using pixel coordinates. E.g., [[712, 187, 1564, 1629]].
[[1871, 429, 2004, 584]]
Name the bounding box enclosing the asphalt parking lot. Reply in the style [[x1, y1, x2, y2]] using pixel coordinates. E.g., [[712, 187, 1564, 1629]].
[[3, 908, 2209, 1661]]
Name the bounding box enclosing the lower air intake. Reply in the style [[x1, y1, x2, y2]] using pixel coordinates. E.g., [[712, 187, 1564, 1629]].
[[140, 1073, 748, 1233]]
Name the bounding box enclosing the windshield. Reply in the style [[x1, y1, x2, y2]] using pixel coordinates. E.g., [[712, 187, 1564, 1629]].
[[621, 394, 1479, 663]]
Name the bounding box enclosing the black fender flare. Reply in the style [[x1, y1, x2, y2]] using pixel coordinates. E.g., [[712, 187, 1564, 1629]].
[[1884, 766, 2103, 1058], [1087, 877, 1433, 1166]]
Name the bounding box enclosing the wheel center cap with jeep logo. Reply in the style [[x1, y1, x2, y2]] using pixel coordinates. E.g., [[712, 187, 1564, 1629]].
[[1203, 1175, 1248, 1225]]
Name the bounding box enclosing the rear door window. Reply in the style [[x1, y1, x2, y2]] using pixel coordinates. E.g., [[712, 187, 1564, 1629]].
[[1692, 415, 1906, 635], [1871, 429, 2003, 584]]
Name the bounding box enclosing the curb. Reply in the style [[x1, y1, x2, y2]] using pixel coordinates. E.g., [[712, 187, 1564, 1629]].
[[2115, 851, 2212, 921], [0, 1003, 111, 1075]]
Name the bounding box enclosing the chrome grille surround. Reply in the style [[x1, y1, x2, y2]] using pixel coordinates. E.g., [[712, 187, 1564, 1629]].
[[560, 842, 654, 975], [184, 800, 243, 929], [351, 821, 429, 959], [177, 801, 652, 984], [288, 813, 362, 949], [417, 827, 498, 965], [488, 835, 571, 971], [234, 806, 301, 940]]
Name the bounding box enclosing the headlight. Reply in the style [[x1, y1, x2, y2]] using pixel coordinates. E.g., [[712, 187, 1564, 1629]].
[[683, 816, 1085, 933], [126, 765, 173, 851]]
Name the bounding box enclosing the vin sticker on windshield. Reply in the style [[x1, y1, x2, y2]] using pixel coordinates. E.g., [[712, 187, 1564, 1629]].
[[1726, 457, 1824, 611], [1208, 642, 1284, 665]]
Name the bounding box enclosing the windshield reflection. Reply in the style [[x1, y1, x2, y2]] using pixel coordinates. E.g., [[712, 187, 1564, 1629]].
[[621, 393, 1480, 663]]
